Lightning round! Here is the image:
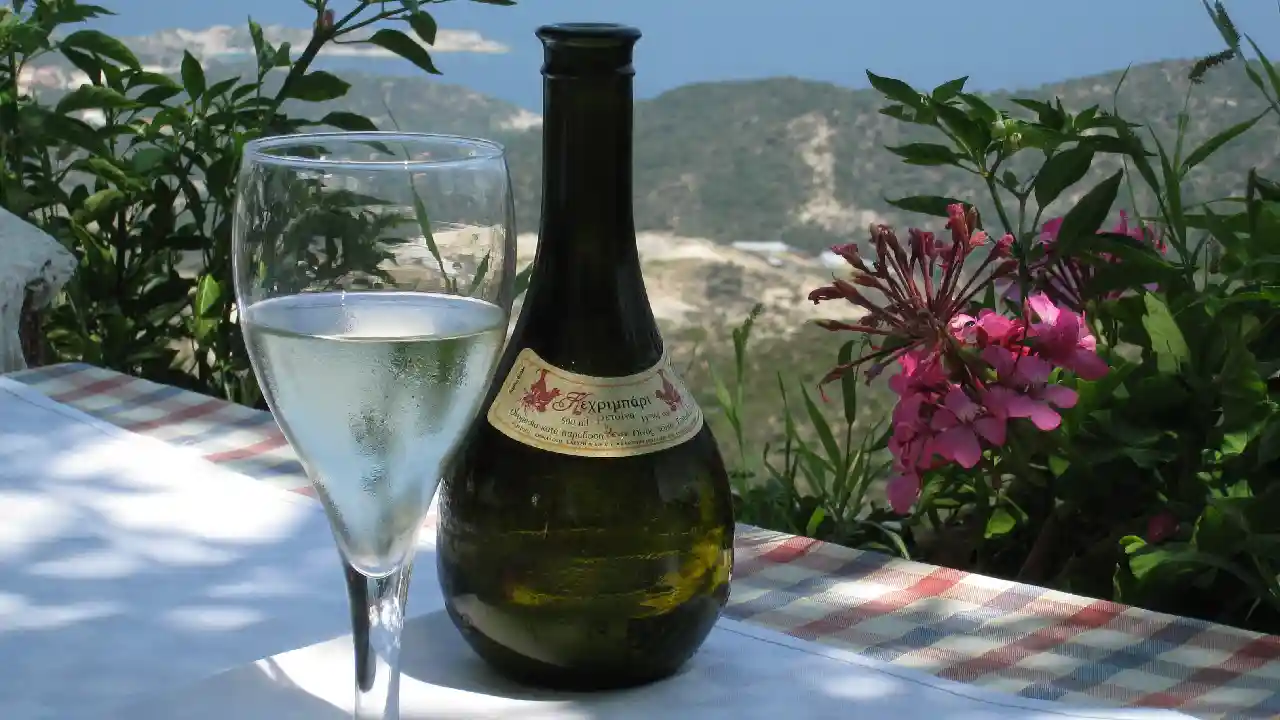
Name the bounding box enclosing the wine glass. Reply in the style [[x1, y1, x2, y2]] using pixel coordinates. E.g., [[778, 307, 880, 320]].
[[232, 132, 516, 719]]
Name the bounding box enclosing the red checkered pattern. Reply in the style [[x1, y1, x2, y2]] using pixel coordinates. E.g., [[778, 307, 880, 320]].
[[9, 362, 1280, 720]]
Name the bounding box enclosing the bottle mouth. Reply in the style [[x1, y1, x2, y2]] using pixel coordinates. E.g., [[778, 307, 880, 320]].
[[537, 23, 641, 77], [536, 23, 641, 46]]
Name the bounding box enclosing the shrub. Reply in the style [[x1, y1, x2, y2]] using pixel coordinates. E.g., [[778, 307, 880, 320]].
[[0, 0, 514, 404]]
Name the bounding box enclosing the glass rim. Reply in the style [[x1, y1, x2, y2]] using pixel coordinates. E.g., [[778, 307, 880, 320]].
[[242, 131, 506, 171]]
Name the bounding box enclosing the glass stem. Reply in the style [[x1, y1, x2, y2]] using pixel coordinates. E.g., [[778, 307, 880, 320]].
[[344, 560, 413, 720]]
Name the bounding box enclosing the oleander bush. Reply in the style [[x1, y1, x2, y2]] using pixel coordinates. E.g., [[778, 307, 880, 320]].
[[712, 1, 1280, 634]]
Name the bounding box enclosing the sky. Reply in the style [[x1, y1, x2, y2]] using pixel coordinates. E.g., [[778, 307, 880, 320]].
[[93, 0, 1280, 110]]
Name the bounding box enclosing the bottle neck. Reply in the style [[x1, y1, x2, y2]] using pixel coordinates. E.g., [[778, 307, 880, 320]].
[[521, 68, 662, 372], [536, 72, 637, 270]]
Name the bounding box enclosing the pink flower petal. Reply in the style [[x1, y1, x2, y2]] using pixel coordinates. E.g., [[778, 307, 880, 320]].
[[943, 388, 981, 422], [1040, 384, 1078, 409], [1147, 511, 1179, 543], [1027, 292, 1060, 325], [1014, 354, 1053, 385], [983, 387, 1039, 420], [982, 346, 1017, 377], [934, 426, 982, 468], [1027, 401, 1062, 431], [976, 311, 1017, 342], [886, 473, 922, 515], [1068, 350, 1109, 380], [1041, 217, 1064, 242], [973, 416, 1007, 446], [930, 410, 959, 432]]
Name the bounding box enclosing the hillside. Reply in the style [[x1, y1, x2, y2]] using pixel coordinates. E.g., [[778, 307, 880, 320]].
[[324, 59, 1279, 254], [20, 42, 1278, 455], [503, 61, 1278, 254], [24, 49, 1275, 256]]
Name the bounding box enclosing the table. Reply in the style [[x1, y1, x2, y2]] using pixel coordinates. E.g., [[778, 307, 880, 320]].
[[9, 362, 1280, 720]]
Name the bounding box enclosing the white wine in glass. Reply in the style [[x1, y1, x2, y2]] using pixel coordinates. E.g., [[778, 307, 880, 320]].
[[233, 132, 516, 719]]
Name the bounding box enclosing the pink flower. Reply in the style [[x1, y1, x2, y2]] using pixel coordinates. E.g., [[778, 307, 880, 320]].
[[1112, 210, 1166, 254], [1026, 293, 1109, 380], [1147, 511, 1178, 544], [810, 203, 1015, 384], [1005, 211, 1167, 309], [981, 348, 1079, 431], [929, 388, 1006, 468], [888, 350, 948, 398], [950, 308, 1024, 347], [1041, 216, 1064, 242], [886, 472, 922, 515], [889, 393, 937, 473]]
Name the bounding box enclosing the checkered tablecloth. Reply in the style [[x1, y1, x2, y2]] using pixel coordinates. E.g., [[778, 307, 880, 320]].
[[9, 362, 1280, 720]]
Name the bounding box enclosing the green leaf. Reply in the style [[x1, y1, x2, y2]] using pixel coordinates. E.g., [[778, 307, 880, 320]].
[[464, 251, 491, 297], [1012, 97, 1064, 127], [180, 51, 205, 100], [321, 111, 379, 132], [19, 106, 104, 154], [60, 29, 140, 69], [934, 102, 988, 155], [82, 156, 143, 190], [408, 11, 438, 46], [1034, 146, 1094, 208], [930, 76, 967, 101], [130, 147, 168, 174], [1181, 110, 1265, 173], [194, 274, 223, 318], [285, 70, 351, 102], [1124, 545, 1257, 593], [81, 188, 126, 218], [836, 340, 858, 426], [800, 385, 842, 477], [55, 85, 137, 114], [959, 93, 998, 123], [1048, 455, 1070, 477], [1141, 293, 1190, 373], [886, 142, 961, 167], [248, 18, 268, 59], [984, 508, 1017, 538], [708, 365, 738, 434], [366, 28, 441, 75], [135, 84, 183, 106], [51, 3, 113, 23], [1193, 502, 1249, 556], [805, 507, 827, 539], [273, 43, 293, 68], [1055, 170, 1123, 242], [59, 47, 104, 85], [866, 71, 924, 108], [1259, 422, 1280, 466], [1149, 131, 1184, 230], [204, 76, 239, 101], [410, 192, 450, 286], [1245, 36, 1280, 103], [885, 195, 964, 218], [512, 262, 534, 297]]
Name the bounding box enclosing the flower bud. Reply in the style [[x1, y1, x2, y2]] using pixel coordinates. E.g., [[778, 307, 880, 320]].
[[830, 242, 866, 270]]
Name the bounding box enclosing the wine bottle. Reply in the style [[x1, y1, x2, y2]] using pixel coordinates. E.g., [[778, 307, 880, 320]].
[[436, 22, 735, 690]]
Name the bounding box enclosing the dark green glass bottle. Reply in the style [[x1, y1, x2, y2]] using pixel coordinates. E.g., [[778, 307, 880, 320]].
[[435, 22, 735, 690]]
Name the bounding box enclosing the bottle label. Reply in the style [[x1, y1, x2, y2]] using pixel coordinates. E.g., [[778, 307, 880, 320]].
[[486, 348, 704, 458]]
